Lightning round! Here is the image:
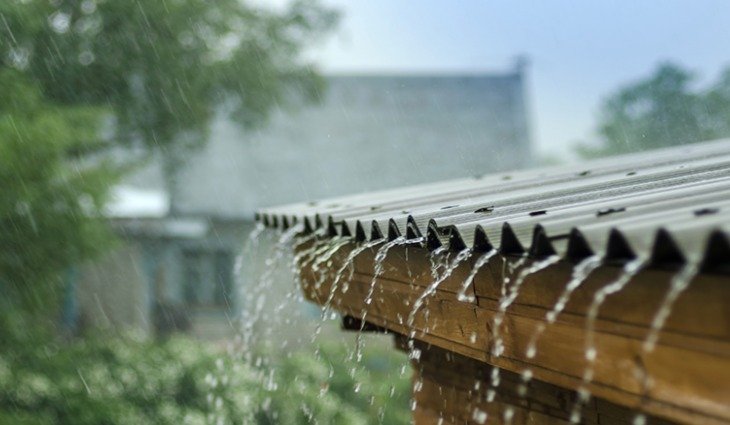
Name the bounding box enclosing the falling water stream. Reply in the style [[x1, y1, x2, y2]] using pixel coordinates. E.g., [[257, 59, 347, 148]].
[[512, 255, 604, 402], [631, 262, 699, 425], [486, 254, 560, 418], [272, 230, 341, 334], [238, 223, 304, 361], [407, 247, 472, 341], [285, 229, 330, 309], [351, 236, 424, 390], [296, 233, 342, 278], [364, 237, 407, 307], [569, 257, 647, 423], [526, 255, 604, 359], [308, 237, 351, 286], [492, 256, 561, 353], [643, 262, 698, 353], [403, 247, 474, 416], [479, 254, 525, 407], [429, 246, 450, 282], [456, 249, 498, 303], [311, 238, 386, 343], [234, 222, 266, 275], [207, 223, 305, 423], [230, 215, 707, 425], [207, 222, 269, 422]]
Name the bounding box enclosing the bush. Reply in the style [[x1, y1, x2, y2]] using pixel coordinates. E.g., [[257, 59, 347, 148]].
[[0, 330, 410, 425], [0, 332, 261, 425], [254, 340, 411, 425]]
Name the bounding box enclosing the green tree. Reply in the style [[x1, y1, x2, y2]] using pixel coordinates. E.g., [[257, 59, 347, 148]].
[[1, 0, 337, 194], [0, 0, 337, 318], [579, 63, 730, 157], [704, 68, 730, 137], [0, 69, 115, 319]]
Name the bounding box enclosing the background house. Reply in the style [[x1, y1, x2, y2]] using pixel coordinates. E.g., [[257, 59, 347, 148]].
[[72, 62, 534, 339]]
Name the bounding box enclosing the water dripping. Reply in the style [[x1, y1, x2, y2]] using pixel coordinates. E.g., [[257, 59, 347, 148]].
[[429, 245, 450, 281], [525, 255, 603, 359], [310, 236, 350, 273], [291, 237, 355, 381], [492, 255, 560, 358], [643, 262, 698, 353], [290, 228, 329, 284], [472, 408, 488, 424], [488, 255, 560, 402], [296, 232, 338, 274], [510, 255, 603, 406], [312, 237, 385, 343], [364, 236, 406, 307], [456, 249, 498, 303], [570, 257, 647, 424], [234, 222, 266, 275], [223, 223, 305, 421], [308, 236, 351, 293], [352, 236, 424, 387], [406, 247, 472, 340], [633, 414, 648, 425], [503, 406, 515, 425], [631, 262, 698, 425], [274, 233, 347, 328], [238, 223, 304, 360], [518, 369, 533, 397], [360, 236, 424, 321]]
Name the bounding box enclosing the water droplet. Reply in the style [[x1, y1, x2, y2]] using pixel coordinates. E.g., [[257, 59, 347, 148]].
[[48, 11, 71, 34], [8, 47, 30, 70], [472, 409, 488, 424], [585, 347, 596, 362], [504, 407, 515, 424], [633, 414, 647, 425], [78, 50, 95, 66], [526, 344, 537, 359], [81, 0, 97, 14]]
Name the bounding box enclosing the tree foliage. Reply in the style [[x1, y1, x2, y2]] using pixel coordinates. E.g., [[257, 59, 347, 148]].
[[0, 69, 115, 315], [0, 0, 338, 152], [0, 0, 337, 315], [580, 63, 730, 157]]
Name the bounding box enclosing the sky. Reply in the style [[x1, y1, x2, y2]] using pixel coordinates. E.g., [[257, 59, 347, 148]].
[[301, 0, 730, 159]]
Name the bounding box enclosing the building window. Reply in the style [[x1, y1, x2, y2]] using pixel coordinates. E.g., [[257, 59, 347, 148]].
[[182, 249, 233, 309]]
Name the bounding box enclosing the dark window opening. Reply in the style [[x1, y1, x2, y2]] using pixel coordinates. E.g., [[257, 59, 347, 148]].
[[182, 249, 234, 309]]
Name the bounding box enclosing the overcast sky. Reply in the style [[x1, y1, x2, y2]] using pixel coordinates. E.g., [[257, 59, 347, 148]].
[[304, 0, 730, 159]]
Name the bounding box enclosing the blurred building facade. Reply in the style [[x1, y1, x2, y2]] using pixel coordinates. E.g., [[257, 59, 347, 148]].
[[72, 64, 533, 338]]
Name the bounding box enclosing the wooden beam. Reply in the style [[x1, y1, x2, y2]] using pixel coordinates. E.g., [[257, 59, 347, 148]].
[[298, 242, 730, 424]]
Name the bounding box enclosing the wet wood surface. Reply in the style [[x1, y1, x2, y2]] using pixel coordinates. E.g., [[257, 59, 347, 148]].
[[405, 341, 678, 425], [298, 242, 730, 425]]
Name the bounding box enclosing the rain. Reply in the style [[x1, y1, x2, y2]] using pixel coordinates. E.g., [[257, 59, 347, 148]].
[[1, 1, 730, 424]]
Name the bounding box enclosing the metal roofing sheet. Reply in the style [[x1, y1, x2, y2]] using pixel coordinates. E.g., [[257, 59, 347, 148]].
[[256, 139, 730, 273]]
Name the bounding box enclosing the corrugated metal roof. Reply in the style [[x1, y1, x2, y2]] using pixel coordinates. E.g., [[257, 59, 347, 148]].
[[256, 139, 730, 273]]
